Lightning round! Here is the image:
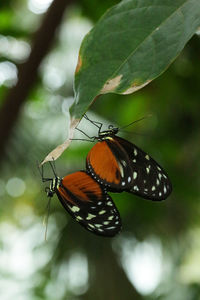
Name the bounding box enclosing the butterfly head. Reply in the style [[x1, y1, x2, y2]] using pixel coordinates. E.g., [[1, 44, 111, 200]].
[[98, 125, 119, 140]]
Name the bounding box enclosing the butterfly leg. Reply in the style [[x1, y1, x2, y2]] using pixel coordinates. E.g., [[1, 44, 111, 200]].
[[74, 127, 96, 141], [37, 162, 53, 182], [49, 161, 57, 178], [84, 114, 103, 132]]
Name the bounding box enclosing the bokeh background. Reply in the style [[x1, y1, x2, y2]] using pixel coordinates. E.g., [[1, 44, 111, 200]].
[[1, 0, 200, 299]]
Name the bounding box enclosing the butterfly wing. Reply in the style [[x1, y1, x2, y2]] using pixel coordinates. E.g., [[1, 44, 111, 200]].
[[56, 171, 121, 237], [113, 136, 172, 200], [86, 139, 133, 190]]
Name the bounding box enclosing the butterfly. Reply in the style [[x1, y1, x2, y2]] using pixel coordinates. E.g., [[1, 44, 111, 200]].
[[82, 115, 172, 201], [40, 163, 121, 237]]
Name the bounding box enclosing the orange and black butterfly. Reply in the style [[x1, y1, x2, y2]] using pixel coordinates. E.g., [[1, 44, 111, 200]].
[[40, 163, 121, 237], [83, 115, 172, 201]]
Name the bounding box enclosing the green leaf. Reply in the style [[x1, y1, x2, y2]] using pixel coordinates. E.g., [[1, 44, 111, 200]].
[[72, 0, 200, 118]]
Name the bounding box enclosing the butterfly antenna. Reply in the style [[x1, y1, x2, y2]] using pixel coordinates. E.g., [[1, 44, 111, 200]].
[[84, 114, 97, 125], [119, 130, 148, 136], [43, 196, 51, 241], [37, 161, 52, 182], [120, 114, 152, 130]]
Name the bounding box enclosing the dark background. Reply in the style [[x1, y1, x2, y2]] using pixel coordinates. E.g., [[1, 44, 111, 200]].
[[0, 0, 200, 299]]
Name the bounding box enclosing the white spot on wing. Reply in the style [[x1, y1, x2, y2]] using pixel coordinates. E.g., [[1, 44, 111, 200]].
[[86, 213, 96, 220], [121, 160, 127, 167], [103, 221, 109, 225], [118, 162, 124, 177], [70, 206, 80, 212], [88, 224, 95, 229], [133, 171, 137, 179], [95, 224, 102, 228], [133, 185, 139, 191]]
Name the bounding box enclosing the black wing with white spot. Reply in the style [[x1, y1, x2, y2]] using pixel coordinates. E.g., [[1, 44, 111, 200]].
[[56, 171, 122, 237], [114, 136, 172, 200]]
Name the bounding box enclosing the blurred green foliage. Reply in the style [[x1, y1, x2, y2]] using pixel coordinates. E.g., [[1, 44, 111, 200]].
[[0, 0, 200, 299]]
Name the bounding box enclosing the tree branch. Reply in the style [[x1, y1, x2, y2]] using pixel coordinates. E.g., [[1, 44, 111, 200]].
[[0, 0, 74, 162]]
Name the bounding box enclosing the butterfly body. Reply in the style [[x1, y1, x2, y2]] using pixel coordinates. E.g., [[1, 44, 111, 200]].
[[97, 127, 119, 140]]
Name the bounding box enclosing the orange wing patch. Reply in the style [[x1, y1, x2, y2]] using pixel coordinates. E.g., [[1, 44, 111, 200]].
[[87, 141, 121, 184], [58, 186, 76, 205], [59, 171, 103, 202]]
